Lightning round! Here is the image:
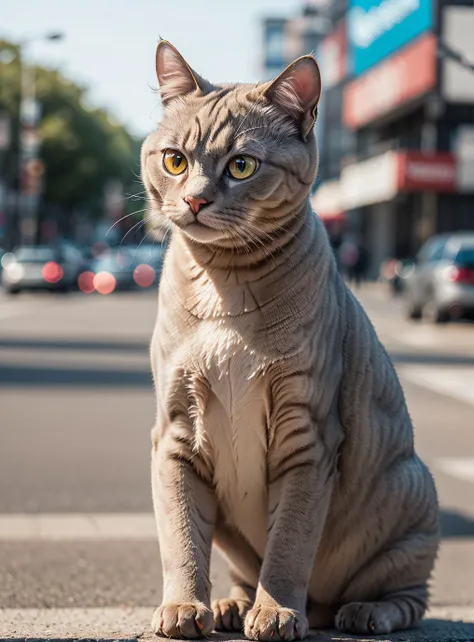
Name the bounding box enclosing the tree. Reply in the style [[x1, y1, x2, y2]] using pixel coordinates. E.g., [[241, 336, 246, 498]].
[[0, 39, 146, 243]]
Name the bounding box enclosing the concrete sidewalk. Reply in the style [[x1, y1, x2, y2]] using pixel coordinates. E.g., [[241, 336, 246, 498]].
[[1, 607, 474, 641]]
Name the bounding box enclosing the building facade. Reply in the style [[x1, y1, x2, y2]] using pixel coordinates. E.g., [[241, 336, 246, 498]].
[[313, 0, 474, 277]]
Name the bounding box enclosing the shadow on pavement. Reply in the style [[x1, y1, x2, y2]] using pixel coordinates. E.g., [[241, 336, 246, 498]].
[[0, 364, 151, 387], [0, 337, 148, 353], [440, 509, 474, 539], [150, 619, 474, 641], [391, 352, 474, 366]]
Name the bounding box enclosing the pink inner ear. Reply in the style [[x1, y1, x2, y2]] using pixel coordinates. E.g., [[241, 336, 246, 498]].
[[289, 61, 320, 111], [156, 43, 197, 104]]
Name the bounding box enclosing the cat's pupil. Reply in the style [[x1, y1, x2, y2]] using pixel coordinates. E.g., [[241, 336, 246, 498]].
[[235, 158, 246, 173], [173, 155, 183, 168]]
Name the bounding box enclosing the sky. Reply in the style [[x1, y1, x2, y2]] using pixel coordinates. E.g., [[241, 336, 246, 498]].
[[2, 0, 297, 138]]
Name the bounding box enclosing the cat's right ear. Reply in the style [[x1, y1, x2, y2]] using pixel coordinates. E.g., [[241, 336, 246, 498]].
[[262, 55, 322, 139], [156, 40, 211, 106]]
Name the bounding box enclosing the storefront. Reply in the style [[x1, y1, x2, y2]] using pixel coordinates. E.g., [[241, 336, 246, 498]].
[[313, 0, 474, 277]]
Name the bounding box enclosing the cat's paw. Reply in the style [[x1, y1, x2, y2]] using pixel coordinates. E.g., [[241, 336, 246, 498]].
[[244, 606, 308, 641], [212, 597, 251, 631], [151, 602, 214, 638], [335, 602, 392, 635]]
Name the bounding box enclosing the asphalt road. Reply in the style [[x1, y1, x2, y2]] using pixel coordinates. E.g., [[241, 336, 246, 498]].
[[0, 284, 473, 640]]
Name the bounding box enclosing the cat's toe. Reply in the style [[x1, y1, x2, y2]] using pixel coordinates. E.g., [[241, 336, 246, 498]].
[[151, 602, 214, 638], [244, 606, 308, 641], [335, 602, 392, 635], [212, 597, 250, 631]]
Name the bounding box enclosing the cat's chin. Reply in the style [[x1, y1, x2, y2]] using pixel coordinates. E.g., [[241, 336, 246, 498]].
[[180, 222, 227, 245]]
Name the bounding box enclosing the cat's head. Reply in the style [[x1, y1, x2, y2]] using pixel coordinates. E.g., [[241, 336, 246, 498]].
[[142, 40, 321, 247]]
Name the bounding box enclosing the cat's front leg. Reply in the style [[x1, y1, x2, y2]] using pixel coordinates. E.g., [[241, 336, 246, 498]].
[[151, 423, 216, 639], [245, 424, 336, 641]]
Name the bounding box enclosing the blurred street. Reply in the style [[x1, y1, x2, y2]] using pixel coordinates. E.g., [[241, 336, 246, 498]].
[[0, 286, 473, 623]]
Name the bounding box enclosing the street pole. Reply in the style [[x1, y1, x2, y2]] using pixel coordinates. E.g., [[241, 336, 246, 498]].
[[15, 33, 64, 247], [18, 44, 35, 246]]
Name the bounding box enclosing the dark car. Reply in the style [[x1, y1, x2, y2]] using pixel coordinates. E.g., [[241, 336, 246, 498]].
[[90, 248, 138, 292], [1, 244, 87, 295], [404, 233, 474, 322], [133, 243, 165, 286]]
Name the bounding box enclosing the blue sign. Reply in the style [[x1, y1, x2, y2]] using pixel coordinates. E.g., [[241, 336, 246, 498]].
[[349, 0, 432, 76]]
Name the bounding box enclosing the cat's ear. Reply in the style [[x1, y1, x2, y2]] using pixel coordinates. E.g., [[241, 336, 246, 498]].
[[263, 55, 321, 139], [155, 40, 211, 106]]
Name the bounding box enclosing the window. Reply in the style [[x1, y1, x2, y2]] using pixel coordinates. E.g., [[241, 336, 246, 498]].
[[265, 23, 285, 67], [417, 238, 447, 263], [455, 246, 474, 266]]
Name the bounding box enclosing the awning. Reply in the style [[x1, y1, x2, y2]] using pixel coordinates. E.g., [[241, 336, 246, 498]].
[[313, 150, 458, 212]]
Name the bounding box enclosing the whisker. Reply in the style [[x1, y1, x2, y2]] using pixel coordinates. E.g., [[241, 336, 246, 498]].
[[119, 213, 156, 247], [106, 209, 149, 236]]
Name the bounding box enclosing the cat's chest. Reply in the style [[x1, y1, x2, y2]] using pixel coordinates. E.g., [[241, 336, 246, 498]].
[[190, 321, 269, 547], [194, 321, 268, 398]]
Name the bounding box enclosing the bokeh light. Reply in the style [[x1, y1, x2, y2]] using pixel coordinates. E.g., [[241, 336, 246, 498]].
[[133, 263, 155, 287], [78, 271, 95, 294], [42, 261, 64, 284], [93, 271, 116, 295]]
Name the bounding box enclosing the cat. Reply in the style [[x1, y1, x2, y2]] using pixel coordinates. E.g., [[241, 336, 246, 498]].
[[141, 40, 439, 640]]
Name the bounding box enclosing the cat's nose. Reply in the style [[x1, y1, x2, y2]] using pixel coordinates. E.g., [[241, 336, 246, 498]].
[[184, 196, 211, 215]]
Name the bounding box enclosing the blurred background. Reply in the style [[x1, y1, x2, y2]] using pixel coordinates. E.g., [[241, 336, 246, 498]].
[[1, 0, 473, 634]]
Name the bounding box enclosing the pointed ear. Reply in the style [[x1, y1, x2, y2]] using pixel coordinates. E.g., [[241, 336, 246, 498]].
[[155, 40, 211, 106], [263, 55, 322, 139]]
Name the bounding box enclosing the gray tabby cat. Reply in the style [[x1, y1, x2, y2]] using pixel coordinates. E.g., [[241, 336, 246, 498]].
[[141, 40, 439, 640]]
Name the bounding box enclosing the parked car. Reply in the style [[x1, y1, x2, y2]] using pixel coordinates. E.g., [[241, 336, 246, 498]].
[[90, 248, 138, 291], [1, 244, 87, 295], [133, 243, 165, 283], [404, 233, 474, 323], [0, 246, 5, 277]]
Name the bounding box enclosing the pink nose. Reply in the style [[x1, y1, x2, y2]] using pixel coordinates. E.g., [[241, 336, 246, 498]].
[[184, 196, 209, 215]]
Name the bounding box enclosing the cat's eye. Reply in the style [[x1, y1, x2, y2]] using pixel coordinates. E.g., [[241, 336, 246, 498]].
[[163, 149, 188, 176], [227, 155, 258, 180]]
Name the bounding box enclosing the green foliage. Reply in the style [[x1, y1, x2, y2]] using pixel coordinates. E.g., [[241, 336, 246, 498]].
[[0, 39, 145, 221]]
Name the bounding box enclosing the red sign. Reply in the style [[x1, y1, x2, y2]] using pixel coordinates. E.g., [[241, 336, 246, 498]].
[[319, 21, 347, 89], [343, 33, 437, 130], [397, 151, 457, 192]]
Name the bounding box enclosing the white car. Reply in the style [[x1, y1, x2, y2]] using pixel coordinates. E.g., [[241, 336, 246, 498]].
[[1, 245, 86, 295], [404, 233, 474, 323]]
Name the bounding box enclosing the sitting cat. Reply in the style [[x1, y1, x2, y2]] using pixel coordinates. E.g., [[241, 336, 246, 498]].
[[141, 40, 439, 640]]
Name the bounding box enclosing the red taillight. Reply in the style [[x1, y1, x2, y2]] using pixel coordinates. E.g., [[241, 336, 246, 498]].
[[446, 266, 474, 285], [133, 263, 155, 287], [42, 261, 63, 283], [78, 271, 95, 294]]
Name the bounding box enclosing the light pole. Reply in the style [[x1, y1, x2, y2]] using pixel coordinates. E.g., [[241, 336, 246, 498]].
[[16, 32, 64, 246]]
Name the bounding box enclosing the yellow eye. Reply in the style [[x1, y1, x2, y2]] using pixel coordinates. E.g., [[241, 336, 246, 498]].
[[163, 149, 188, 175], [227, 155, 258, 180]]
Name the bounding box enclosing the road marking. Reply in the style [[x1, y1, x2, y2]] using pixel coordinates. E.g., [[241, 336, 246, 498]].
[[0, 513, 156, 540], [0, 304, 33, 320], [398, 365, 474, 406], [436, 458, 474, 484]]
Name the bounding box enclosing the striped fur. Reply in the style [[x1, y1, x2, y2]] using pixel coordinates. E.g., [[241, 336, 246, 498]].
[[142, 43, 439, 640]]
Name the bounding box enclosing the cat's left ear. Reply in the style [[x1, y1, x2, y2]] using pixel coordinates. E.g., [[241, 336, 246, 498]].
[[155, 39, 212, 106], [263, 55, 321, 139]]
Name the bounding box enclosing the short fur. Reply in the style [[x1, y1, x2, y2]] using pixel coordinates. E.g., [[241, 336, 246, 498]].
[[142, 41, 439, 640]]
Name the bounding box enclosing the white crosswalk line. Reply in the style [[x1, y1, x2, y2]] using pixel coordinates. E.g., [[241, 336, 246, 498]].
[[0, 513, 156, 540], [436, 458, 474, 484], [398, 365, 474, 406], [0, 303, 33, 320]]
